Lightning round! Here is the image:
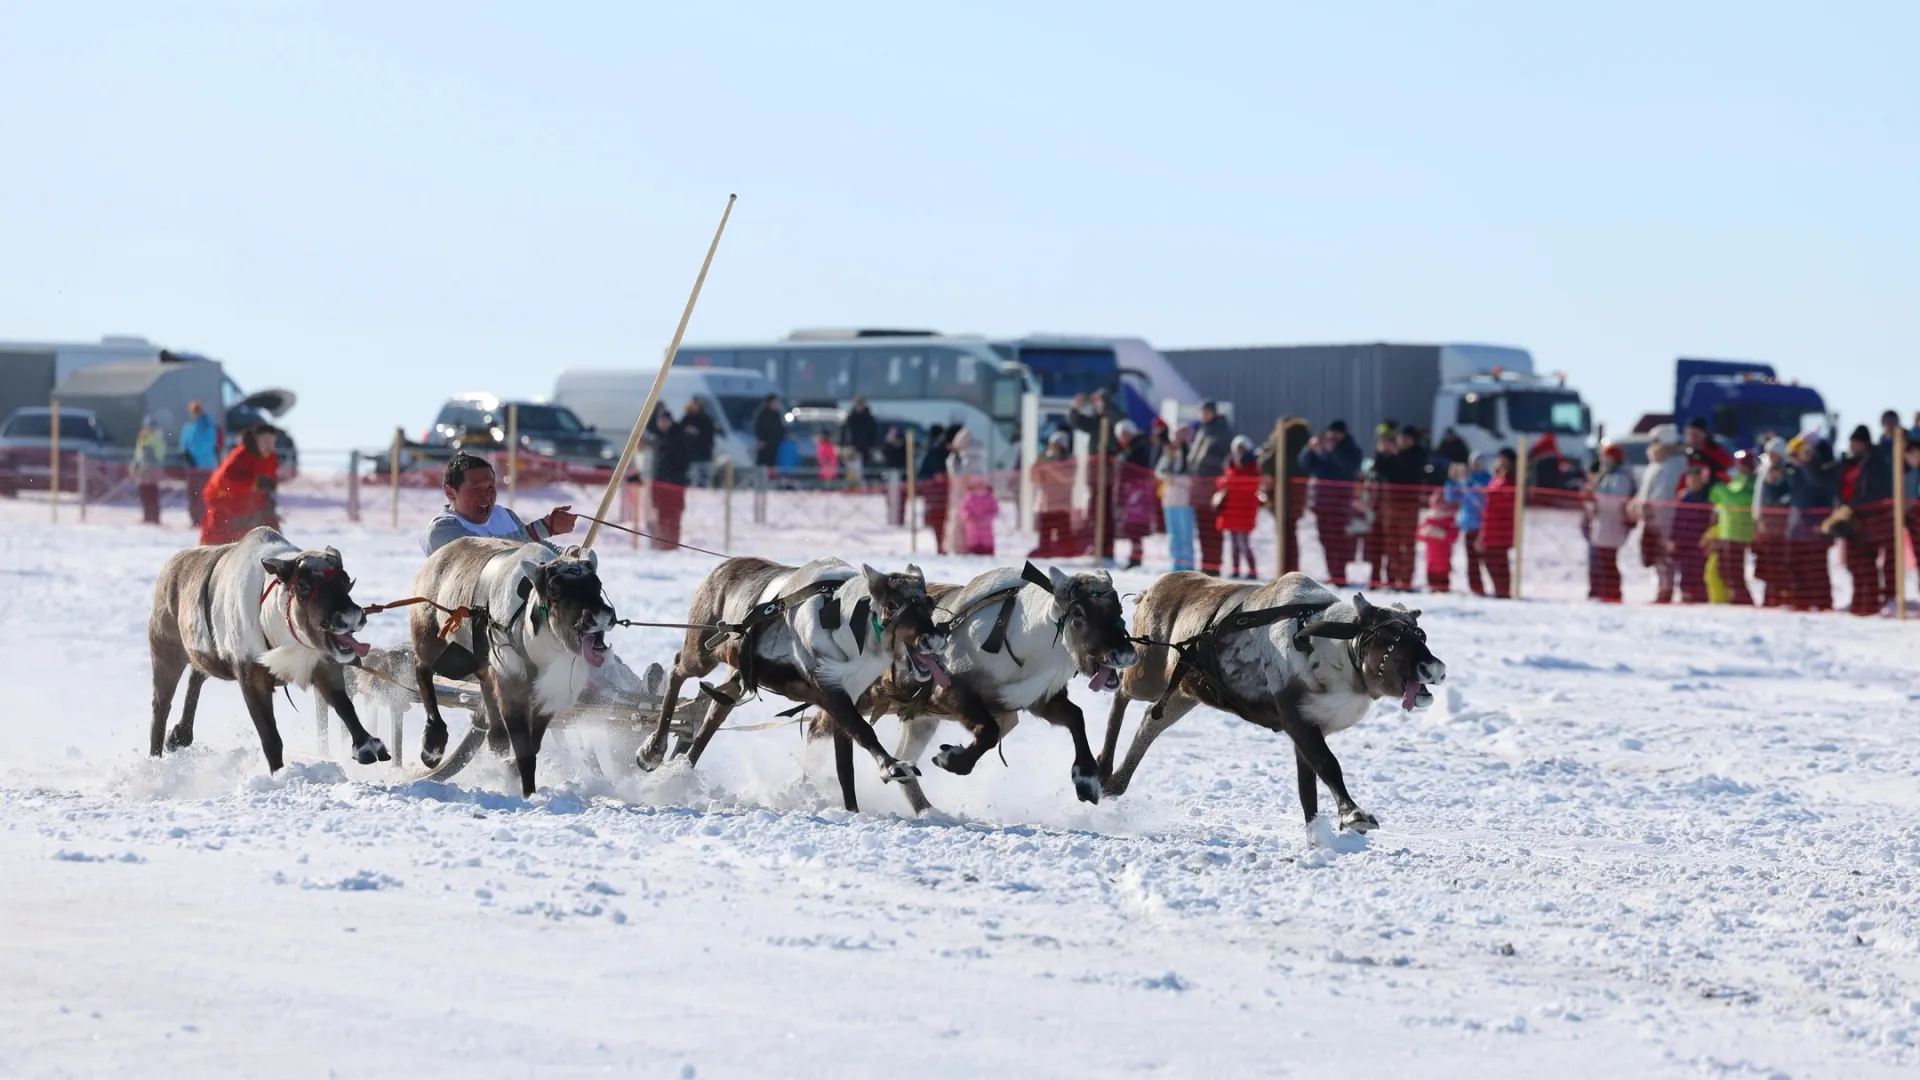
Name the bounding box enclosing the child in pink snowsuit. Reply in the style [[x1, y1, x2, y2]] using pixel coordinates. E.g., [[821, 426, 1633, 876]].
[[1419, 488, 1459, 593], [960, 480, 999, 556]]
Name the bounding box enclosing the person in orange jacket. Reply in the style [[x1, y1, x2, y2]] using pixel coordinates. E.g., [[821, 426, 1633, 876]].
[[200, 425, 281, 545]]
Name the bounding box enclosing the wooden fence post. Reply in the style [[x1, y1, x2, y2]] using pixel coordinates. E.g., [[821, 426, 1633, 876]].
[[506, 403, 519, 510], [1514, 435, 1530, 600], [1896, 425, 1908, 622], [1092, 416, 1110, 566], [389, 428, 402, 530]]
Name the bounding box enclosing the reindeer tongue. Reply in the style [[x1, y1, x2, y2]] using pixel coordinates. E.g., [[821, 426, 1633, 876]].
[[582, 631, 608, 669], [1401, 680, 1423, 711], [1090, 665, 1120, 692], [922, 649, 951, 688], [331, 633, 371, 659]]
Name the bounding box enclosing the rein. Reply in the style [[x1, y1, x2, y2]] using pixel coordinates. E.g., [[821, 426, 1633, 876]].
[[577, 515, 729, 559]]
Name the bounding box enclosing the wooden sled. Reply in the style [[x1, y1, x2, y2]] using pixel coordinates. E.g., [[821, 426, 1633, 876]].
[[311, 646, 714, 785]]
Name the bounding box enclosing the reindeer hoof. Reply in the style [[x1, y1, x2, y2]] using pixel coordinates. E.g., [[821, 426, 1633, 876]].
[[164, 726, 194, 751], [353, 738, 390, 765], [1340, 807, 1378, 833], [932, 745, 975, 776], [419, 724, 448, 769], [1071, 765, 1102, 805], [880, 760, 921, 783], [634, 745, 664, 772]]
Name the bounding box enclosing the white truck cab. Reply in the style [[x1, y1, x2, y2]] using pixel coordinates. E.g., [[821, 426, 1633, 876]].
[[1431, 344, 1592, 468]]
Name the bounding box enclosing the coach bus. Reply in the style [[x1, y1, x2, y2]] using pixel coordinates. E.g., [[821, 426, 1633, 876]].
[[670, 330, 1034, 469], [987, 336, 1163, 435]]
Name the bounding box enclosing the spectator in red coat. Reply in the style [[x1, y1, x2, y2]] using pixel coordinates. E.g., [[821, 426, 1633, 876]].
[[1684, 417, 1734, 478], [1476, 448, 1519, 598], [200, 425, 281, 546], [1215, 436, 1264, 579]]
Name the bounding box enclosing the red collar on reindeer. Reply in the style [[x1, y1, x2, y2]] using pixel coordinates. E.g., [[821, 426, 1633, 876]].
[[261, 568, 369, 658]]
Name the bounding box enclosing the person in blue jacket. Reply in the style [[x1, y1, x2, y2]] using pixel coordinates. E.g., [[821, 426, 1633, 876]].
[[179, 399, 221, 526], [1445, 457, 1493, 595]]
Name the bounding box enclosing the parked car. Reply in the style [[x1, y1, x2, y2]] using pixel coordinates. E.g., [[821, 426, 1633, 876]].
[[0, 406, 117, 497], [425, 393, 612, 464]]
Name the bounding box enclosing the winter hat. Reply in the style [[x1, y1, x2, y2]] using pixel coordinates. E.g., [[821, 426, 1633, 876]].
[[1849, 424, 1872, 446], [1047, 430, 1071, 448], [1765, 436, 1789, 457], [1650, 423, 1681, 447], [1230, 435, 1253, 453], [1114, 420, 1139, 439], [1328, 420, 1349, 434], [1686, 416, 1709, 432], [1200, 400, 1219, 413], [1601, 443, 1626, 462]]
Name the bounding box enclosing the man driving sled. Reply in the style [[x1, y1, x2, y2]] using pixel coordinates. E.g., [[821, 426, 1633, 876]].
[[422, 452, 580, 556]]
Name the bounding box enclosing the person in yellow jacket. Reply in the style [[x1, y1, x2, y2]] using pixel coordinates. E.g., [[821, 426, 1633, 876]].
[[1705, 450, 1758, 605]]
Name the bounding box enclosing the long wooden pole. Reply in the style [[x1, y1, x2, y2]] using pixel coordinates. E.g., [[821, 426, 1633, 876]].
[[505, 402, 518, 509], [905, 429, 917, 554], [584, 194, 736, 550], [1896, 426, 1908, 622], [1093, 415, 1110, 566], [1513, 435, 1530, 600], [389, 427, 402, 530], [48, 396, 60, 524]]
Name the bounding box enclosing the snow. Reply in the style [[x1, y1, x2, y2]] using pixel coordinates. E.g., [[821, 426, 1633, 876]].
[[2, 493, 1918, 1078]]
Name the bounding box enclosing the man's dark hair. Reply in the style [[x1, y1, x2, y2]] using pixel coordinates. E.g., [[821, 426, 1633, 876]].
[[445, 451, 493, 490], [764, 393, 779, 405]]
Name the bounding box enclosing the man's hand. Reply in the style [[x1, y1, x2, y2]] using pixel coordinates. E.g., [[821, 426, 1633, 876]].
[[546, 505, 578, 536]]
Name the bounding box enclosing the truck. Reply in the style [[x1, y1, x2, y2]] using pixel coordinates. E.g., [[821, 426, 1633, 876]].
[[1633, 358, 1831, 451], [1162, 342, 1592, 466]]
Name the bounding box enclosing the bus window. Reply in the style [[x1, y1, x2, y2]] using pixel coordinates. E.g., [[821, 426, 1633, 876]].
[[737, 350, 785, 395], [855, 346, 925, 399], [787, 350, 852, 403], [923, 345, 985, 409], [990, 373, 1021, 419]]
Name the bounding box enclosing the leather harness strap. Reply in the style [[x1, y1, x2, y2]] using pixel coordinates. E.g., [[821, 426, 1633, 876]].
[[1147, 598, 1345, 716]]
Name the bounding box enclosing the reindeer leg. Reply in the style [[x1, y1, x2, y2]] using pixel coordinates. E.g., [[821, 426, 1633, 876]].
[[1294, 743, 1320, 825], [487, 676, 541, 798], [236, 664, 285, 773], [1281, 714, 1372, 832], [931, 689, 1002, 778], [682, 674, 746, 766], [1033, 689, 1101, 804], [150, 650, 187, 757], [638, 665, 692, 770], [168, 670, 207, 752], [1096, 691, 1130, 784], [314, 689, 331, 756], [891, 714, 941, 815], [821, 689, 916, 785], [315, 665, 390, 764], [1103, 695, 1197, 798], [478, 678, 511, 756], [412, 634, 452, 769], [832, 728, 859, 812]]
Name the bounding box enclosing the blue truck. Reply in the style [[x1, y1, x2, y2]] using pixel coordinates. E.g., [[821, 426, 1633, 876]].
[[1637, 358, 1832, 451]]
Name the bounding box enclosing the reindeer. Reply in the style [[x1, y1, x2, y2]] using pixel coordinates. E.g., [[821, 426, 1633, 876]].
[[819, 564, 1137, 813], [148, 526, 388, 771], [1099, 572, 1445, 832], [409, 539, 619, 797], [639, 557, 946, 811]]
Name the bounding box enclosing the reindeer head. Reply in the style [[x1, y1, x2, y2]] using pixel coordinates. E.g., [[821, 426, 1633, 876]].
[[1345, 592, 1445, 710], [862, 563, 948, 686], [261, 546, 368, 663], [1044, 567, 1137, 690], [518, 546, 616, 669]]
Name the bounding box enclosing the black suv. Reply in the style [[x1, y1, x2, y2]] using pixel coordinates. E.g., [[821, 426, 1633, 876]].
[[427, 394, 611, 463]]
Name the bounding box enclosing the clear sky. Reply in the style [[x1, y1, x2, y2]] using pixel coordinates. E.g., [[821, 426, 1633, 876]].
[[3, 1, 1914, 454]]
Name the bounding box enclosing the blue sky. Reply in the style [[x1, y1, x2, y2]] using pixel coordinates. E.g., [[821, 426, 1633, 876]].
[[2, 1, 1914, 454]]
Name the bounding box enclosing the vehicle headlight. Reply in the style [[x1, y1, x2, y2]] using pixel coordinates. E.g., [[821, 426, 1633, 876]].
[[525, 438, 558, 456]]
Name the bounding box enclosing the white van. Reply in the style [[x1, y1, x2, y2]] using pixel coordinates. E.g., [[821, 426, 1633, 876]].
[[551, 366, 778, 478]]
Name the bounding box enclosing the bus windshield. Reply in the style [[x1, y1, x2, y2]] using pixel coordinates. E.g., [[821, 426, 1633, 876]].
[[1506, 391, 1589, 436], [1015, 347, 1119, 398]]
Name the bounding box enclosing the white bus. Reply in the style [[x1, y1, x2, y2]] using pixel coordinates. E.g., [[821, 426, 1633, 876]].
[[671, 330, 1035, 470]]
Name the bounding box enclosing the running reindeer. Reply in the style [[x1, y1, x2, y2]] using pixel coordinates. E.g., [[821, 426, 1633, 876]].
[[148, 527, 387, 772], [410, 539, 621, 797], [1100, 572, 1445, 832], [639, 557, 948, 810], [815, 563, 1137, 814]]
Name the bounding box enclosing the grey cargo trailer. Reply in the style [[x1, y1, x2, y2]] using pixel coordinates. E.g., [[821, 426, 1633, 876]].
[[1163, 344, 1445, 447]]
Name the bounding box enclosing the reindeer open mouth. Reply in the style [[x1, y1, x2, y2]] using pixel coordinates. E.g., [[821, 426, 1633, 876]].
[[328, 632, 371, 661], [581, 630, 610, 669], [905, 643, 950, 687]]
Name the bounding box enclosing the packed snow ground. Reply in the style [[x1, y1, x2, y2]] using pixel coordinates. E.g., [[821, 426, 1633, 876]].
[[3, 495, 1918, 1078]]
